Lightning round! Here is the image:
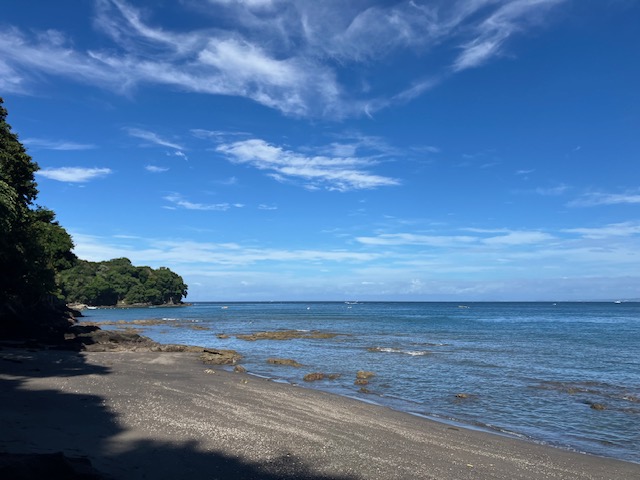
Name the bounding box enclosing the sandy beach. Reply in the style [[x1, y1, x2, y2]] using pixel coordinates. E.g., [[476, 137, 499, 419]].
[[1, 347, 638, 480]]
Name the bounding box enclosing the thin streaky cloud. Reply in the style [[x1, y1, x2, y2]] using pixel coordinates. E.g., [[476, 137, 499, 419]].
[[36, 167, 112, 183], [482, 231, 554, 246], [0, 0, 568, 119], [23, 138, 97, 151], [164, 193, 242, 211], [563, 222, 640, 239], [569, 191, 640, 207], [452, 0, 567, 72], [535, 184, 569, 196], [356, 229, 553, 248], [127, 128, 184, 150], [71, 232, 381, 266], [356, 233, 477, 247]]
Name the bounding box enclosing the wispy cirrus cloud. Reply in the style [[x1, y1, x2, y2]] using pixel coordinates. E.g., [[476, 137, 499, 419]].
[[36, 167, 112, 182], [71, 231, 381, 267], [126, 128, 184, 150], [356, 233, 476, 247], [216, 138, 400, 191], [0, 0, 568, 118], [563, 222, 640, 239], [568, 191, 640, 207], [452, 0, 566, 72], [163, 193, 243, 211], [23, 138, 97, 151], [535, 184, 570, 196], [356, 229, 553, 247]]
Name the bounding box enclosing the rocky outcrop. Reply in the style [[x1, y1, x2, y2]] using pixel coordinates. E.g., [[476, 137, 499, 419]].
[[303, 372, 325, 382], [267, 358, 303, 367], [236, 330, 340, 341], [199, 349, 242, 365], [303, 372, 341, 382]]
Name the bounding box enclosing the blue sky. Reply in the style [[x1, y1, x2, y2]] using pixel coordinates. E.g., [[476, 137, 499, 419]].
[[2, 0, 639, 301]]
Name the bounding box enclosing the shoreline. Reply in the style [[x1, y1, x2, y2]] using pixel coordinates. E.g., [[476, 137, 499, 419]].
[[78, 311, 640, 465], [1, 346, 639, 479]]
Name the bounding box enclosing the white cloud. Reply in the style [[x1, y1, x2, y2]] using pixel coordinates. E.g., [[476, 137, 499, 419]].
[[23, 138, 97, 151], [356, 233, 476, 247], [258, 204, 278, 210], [356, 230, 553, 247], [217, 138, 400, 191], [163, 193, 242, 211], [36, 167, 112, 182], [145, 165, 169, 173], [127, 128, 184, 150], [563, 222, 640, 239], [482, 230, 554, 246], [535, 184, 569, 196], [71, 232, 381, 267], [569, 191, 640, 207], [452, 0, 567, 71], [0, 0, 568, 119]]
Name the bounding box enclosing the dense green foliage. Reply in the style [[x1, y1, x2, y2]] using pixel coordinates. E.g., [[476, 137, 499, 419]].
[[58, 258, 188, 306], [0, 97, 76, 319], [1, 97, 188, 333]]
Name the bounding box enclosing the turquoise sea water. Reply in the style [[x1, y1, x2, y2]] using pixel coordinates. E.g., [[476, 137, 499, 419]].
[[81, 302, 640, 463]]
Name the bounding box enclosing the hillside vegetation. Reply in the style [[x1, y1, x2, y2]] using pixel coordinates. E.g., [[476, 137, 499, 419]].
[[59, 258, 187, 306], [0, 97, 187, 336]]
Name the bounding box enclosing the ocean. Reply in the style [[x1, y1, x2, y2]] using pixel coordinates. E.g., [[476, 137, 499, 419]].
[[81, 301, 640, 463]]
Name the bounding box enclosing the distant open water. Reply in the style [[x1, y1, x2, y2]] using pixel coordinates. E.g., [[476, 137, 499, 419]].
[[81, 302, 640, 463]]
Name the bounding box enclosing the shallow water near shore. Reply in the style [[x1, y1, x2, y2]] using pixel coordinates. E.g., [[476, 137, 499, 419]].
[[81, 301, 640, 463]]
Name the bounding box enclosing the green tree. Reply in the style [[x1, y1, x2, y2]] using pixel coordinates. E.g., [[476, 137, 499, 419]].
[[0, 97, 76, 332], [58, 259, 188, 306]]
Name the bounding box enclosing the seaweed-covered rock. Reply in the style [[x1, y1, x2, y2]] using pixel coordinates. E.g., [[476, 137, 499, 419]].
[[237, 330, 340, 341], [267, 358, 303, 367], [200, 349, 242, 365], [303, 372, 325, 382], [303, 372, 341, 382], [356, 370, 375, 380], [354, 378, 369, 386], [234, 365, 247, 373]]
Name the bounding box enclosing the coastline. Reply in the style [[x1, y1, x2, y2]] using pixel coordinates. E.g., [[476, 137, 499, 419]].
[[1, 346, 638, 479]]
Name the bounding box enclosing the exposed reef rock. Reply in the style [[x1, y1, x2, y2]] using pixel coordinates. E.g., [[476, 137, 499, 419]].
[[267, 358, 303, 367], [236, 330, 341, 341], [303, 372, 341, 382], [200, 349, 242, 365]]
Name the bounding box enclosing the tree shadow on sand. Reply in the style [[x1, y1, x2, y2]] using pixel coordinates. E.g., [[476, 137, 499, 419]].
[[0, 345, 358, 480]]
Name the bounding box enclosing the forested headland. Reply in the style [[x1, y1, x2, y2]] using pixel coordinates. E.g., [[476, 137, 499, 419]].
[[59, 258, 187, 307], [0, 98, 187, 338]]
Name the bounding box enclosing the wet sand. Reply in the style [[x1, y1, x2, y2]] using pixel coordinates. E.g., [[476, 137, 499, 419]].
[[1, 348, 638, 479]]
